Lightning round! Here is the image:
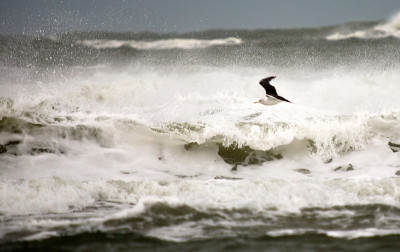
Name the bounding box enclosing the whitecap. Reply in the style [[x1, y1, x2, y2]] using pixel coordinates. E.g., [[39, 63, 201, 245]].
[[78, 37, 243, 50]]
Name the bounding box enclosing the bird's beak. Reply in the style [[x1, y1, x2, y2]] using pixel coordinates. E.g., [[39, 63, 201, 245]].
[[254, 101, 258, 104]]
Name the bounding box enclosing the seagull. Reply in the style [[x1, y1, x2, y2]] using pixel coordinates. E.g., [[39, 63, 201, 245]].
[[254, 76, 291, 105]]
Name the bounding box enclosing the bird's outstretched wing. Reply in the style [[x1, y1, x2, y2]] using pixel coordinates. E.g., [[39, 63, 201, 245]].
[[259, 76, 278, 96], [259, 76, 291, 103]]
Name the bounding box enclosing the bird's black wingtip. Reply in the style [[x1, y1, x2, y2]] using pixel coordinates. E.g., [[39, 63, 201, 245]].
[[259, 76, 277, 85]]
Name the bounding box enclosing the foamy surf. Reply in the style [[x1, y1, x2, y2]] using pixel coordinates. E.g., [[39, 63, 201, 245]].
[[2, 12, 400, 251]]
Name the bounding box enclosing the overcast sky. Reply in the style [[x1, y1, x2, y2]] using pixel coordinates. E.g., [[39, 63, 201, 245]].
[[1, 0, 400, 35]]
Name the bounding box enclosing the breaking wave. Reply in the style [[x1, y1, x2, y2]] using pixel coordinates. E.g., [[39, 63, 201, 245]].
[[2, 12, 400, 247], [327, 12, 400, 40], [78, 37, 243, 50]]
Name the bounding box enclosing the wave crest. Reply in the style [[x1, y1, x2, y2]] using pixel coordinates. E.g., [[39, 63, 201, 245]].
[[327, 12, 400, 40], [78, 37, 243, 50]]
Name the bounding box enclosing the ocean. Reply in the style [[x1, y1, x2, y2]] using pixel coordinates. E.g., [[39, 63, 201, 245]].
[[1, 12, 400, 252]]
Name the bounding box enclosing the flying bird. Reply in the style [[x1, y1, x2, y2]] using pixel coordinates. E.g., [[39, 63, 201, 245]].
[[254, 76, 291, 105]]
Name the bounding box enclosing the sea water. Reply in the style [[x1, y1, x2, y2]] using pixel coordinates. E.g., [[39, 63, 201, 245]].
[[1, 12, 400, 252]]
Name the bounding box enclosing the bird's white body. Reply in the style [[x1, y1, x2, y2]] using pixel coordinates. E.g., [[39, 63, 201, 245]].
[[255, 96, 283, 106]]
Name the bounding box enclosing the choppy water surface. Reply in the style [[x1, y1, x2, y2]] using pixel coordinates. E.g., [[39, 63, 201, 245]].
[[1, 12, 400, 252]]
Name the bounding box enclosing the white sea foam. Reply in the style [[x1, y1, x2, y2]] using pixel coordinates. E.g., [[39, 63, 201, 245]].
[[2, 51, 400, 246], [2, 20, 400, 246], [2, 174, 400, 216], [267, 228, 400, 239], [22, 231, 59, 241], [4, 181, 400, 242], [327, 12, 400, 40], [79, 37, 242, 50], [1, 67, 400, 184]]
